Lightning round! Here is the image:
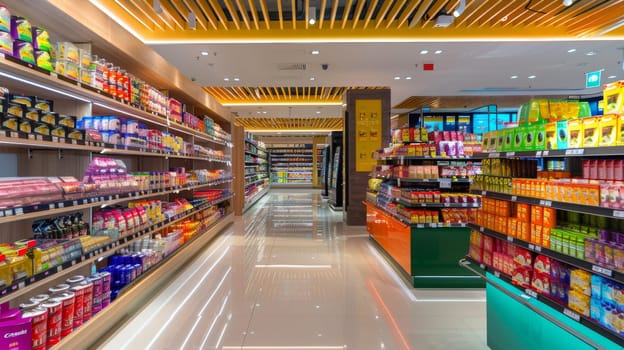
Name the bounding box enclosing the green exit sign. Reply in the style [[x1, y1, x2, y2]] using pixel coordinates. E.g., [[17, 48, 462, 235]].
[[586, 70, 602, 89]]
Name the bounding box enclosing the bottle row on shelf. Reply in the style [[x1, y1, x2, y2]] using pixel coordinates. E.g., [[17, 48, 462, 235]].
[[371, 163, 481, 180]]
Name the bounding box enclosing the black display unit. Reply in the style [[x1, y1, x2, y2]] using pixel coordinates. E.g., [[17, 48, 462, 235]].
[[328, 145, 343, 209], [320, 146, 330, 197]]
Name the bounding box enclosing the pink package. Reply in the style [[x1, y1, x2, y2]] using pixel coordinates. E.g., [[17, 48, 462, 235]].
[[0, 317, 31, 350]]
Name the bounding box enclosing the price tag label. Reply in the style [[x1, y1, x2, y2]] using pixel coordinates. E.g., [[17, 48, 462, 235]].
[[83, 199, 88, 205], [443, 203, 451, 207], [542, 150, 549, 156], [535, 245, 542, 252], [460, 223, 466, 227], [439, 178, 452, 189], [481, 191, 487, 196], [18, 281, 25, 289], [480, 226, 485, 232], [56, 266, 63, 272], [563, 308, 581, 322], [539, 200, 552, 207], [506, 152, 516, 157], [72, 139, 78, 145], [71, 260, 76, 266], [50, 72, 58, 78], [417, 224, 424, 228], [489, 153, 501, 158], [525, 289, 538, 298], [614, 210, 624, 218], [535, 151, 542, 157], [507, 236, 514, 242], [73, 200, 78, 206], [592, 265, 613, 277], [529, 244, 535, 250], [10, 208, 19, 216], [511, 196, 518, 202], [461, 203, 468, 207], [52, 136, 58, 143], [58, 202, 64, 208], [49, 204, 55, 210], [494, 271, 501, 278], [10, 131, 17, 138], [28, 134, 35, 140]]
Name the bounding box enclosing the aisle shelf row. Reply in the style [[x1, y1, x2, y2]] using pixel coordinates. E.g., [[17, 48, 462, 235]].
[[366, 201, 469, 228], [376, 155, 473, 161], [397, 198, 480, 208], [271, 154, 313, 158], [0, 195, 232, 304], [0, 131, 230, 162], [466, 223, 624, 284], [244, 150, 267, 158], [473, 190, 623, 220], [245, 160, 268, 165], [472, 146, 624, 159], [395, 177, 472, 184], [0, 178, 233, 224], [244, 186, 270, 212], [271, 163, 313, 166], [246, 178, 268, 187], [0, 53, 230, 146], [460, 256, 624, 346]]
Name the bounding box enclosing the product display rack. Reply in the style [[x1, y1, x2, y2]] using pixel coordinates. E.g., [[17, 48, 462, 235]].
[[465, 141, 624, 349], [364, 145, 483, 288], [244, 137, 269, 211], [0, 12, 235, 348], [269, 145, 314, 187]]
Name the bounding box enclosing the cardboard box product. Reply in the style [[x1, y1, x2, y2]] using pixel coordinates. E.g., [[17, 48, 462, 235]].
[[567, 119, 583, 148], [603, 80, 624, 115], [513, 127, 524, 151], [582, 117, 600, 147], [557, 120, 569, 149], [535, 124, 546, 150], [599, 115, 617, 147], [618, 115, 624, 146]]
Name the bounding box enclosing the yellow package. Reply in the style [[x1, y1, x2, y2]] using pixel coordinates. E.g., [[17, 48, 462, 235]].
[[618, 115, 624, 146], [582, 117, 600, 147], [568, 290, 590, 317], [599, 115, 617, 146], [570, 269, 592, 296], [603, 80, 624, 115], [545, 122, 558, 150], [567, 119, 583, 148]]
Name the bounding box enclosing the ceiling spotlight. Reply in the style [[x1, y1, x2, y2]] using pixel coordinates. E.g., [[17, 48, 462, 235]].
[[310, 77, 316, 81], [311, 50, 320, 55], [309, 6, 317, 25], [153, 0, 163, 14], [510, 75, 518, 79], [316, 111, 321, 114], [434, 50, 443, 54], [233, 78, 240, 81], [188, 11, 196, 30], [262, 111, 267, 114], [224, 78, 230, 81], [586, 51, 596, 56], [393, 76, 401, 80], [562, 0, 574, 6], [405, 77, 412, 80], [420, 50, 429, 54], [567, 48, 577, 53], [609, 75, 617, 79], [200, 51, 209, 56], [528, 75, 536, 79], [453, 0, 466, 17]]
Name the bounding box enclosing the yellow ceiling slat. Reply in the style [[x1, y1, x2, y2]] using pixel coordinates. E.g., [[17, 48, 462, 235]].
[[503, 0, 550, 27], [234, 0, 251, 30], [193, 0, 219, 30], [127, 0, 165, 31], [536, 0, 593, 27], [511, 0, 560, 28], [455, 0, 494, 27], [374, 0, 393, 29], [421, 0, 449, 28], [153, 0, 186, 30], [277, 0, 284, 30], [476, 0, 518, 28], [222, 0, 241, 30], [566, 0, 624, 34], [341, 0, 354, 29], [177, 0, 209, 31], [246, 0, 260, 30], [318, 0, 328, 29], [329, 0, 339, 29], [385, 0, 407, 28], [351, 0, 367, 28], [258, 0, 271, 29], [305, 0, 310, 29], [408, 0, 434, 28], [291, 0, 297, 29], [572, 9, 624, 37], [464, 0, 504, 28], [363, 0, 379, 29], [208, 0, 231, 30]]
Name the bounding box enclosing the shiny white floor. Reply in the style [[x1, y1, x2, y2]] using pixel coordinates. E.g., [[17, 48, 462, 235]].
[[99, 190, 488, 350]]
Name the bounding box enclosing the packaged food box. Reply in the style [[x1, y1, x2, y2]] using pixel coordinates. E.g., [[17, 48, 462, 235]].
[[502, 128, 514, 151], [513, 127, 523, 150], [582, 117, 600, 147], [35, 50, 53, 71], [0, 31, 11, 55], [55, 60, 79, 81], [10, 16, 31, 42], [567, 119, 583, 149], [557, 120, 569, 149], [32, 26, 50, 52], [0, 5, 9, 33], [40, 112, 57, 126], [56, 42, 79, 64], [25, 107, 40, 122], [603, 80, 624, 115], [535, 124, 546, 150], [545, 122, 558, 150], [12, 40, 34, 65], [4, 101, 24, 119], [495, 130, 504, 152], [617, 115, 624, 146], [522, 125, 537, 151]]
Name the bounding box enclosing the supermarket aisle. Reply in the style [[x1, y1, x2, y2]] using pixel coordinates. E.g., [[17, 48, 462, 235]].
[[99, 190, 487, 350]]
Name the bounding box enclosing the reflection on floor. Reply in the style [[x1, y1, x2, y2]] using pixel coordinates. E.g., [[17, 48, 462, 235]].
[[99, 189, 487, 350]]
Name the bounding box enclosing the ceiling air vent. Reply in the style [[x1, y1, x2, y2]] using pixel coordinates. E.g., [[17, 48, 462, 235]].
[[277, 63, 307, 71]]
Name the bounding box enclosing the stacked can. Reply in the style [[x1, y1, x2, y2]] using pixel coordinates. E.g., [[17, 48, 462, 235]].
[[81, 279, 94, 323], [88, 274, 103, 314], [19, 302, 47, 350], [100, 271, 112, 309], [41, 298, 62, 347], [67, 275, 86, 328], [51, 285, 75, 337]]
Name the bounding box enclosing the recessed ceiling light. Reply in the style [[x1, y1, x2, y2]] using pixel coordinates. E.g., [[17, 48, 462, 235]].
[[262, 111, 267, 114], [405, 76, 412, 80], [528, 75, 536, 79], [609, 75, 617, 79], [586, 51, 596, 56], [256, 111, 261, 114], [311, 50, 320, 55], [200, 51, 209, 56], [434, 50, 443, 54], [567, 48, 576, 53], [223, 78, 230, 81], [393, 76, 401, 80], [510, 75, 518, 79], [420, 50, 429, 54], [233, 78, 240, 81], [316, 111, 321, 114], [310, 77, 316, 81]]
